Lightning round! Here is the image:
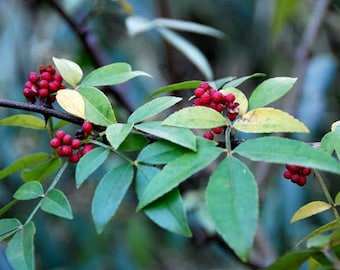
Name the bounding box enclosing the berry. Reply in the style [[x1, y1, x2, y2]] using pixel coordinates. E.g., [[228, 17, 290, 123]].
[[39, 80, 49, 89], [58, 145, 72, 157], [203, 131, 214, 140], [71, 139, 82, 149], [45, 65, 56, 75], [81, 144, 93, 155], [225, 93, 236, 103], [199, 82, 210, 90], [53, 74, 63, 83], [212, 127, 223, 134], [82, 122, 93, 133], [200, 93, 211, 105], [55, 130, 66, 140], [301, 167, 311, 176], [194, 88, 205, 97], [227, 113, 238, 121], [50, 138, 61, 148], [69, 153, 81, 163], [297, 176, 307, 186], [48, 81, 59, 92], [283, 170, 291, 179], [212, 92, 224, 103], [283, 164, 311, 186], [41, 72, 52, 81], [62, 134, 73, 145], [28, 72, 39, 84], [39, 88, 49, 98]]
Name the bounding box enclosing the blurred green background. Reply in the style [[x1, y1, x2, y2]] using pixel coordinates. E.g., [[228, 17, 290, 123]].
[[1, 0, 340, 269]]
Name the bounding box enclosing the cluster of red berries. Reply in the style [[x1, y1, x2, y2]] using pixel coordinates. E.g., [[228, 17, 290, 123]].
[[50, 122, 94, 163], [193, 82, 239, 140], [23, 65, 65, 104], [283, 164, 312, 186]]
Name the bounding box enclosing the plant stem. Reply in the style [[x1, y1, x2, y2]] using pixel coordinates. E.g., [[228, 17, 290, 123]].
[[225, 125, 232, 152], [314, 169, 340, 220]]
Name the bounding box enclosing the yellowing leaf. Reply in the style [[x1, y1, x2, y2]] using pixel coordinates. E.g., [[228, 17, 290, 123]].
[[52, 57, 83, 87], [233, 108, 309, 133], [56, 90, 86, 119], [291, 201, 332, 224], [331, 120, 340, 132], [220, 87, 248, 115]]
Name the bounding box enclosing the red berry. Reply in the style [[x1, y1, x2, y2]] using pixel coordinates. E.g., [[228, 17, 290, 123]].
[[193, 99, 202, 106], [28, 72, 39, 84], [69, 153, 81, 163], [291, 174, 300, 183], [71, 139, 82, 149], [48, 81, 60, 92], [23, 88, 34, 97], [55, 130, 66, 140], [227, 113, 237, 121], [212, 127, 223, 134], [225, 93, 236, 103], [25, 81, 33, 88], [297, 176, 307, 186], [41, 72, 52, 81], [39, 80, 49, 89], [199, 82, 210, 90], [283, 170, 292, 179], [212, 92, 224, 103], [81, 144, 93, 155], [59, 84, 66, 89], [194, 88, 205, 97], [57, 145, 72, 157], [50, 138, 61, 148], [53, 74, 63, 83], [285, 164, 299, 173], [62, 134, 73, 145], [203, 131, 214, 140], [45, 65, 56, 75], [39, 66, 47, 73], [39, 88, 49, 98], [82, 122, 93, 133], [301, 167, 311, 176], [209, 102, 217, 110], [200, 93, 211, 105], [215, 104, 224, 112]]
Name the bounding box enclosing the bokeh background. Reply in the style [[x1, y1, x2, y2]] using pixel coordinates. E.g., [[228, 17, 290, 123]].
[[1, 0, 340, 269]]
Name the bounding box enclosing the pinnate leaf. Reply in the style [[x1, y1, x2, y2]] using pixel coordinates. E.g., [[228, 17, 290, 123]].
[[0, 114, 46, 130], [290, 201, 332, 224], [13, 181, 44, 200], [41, 189, 73, 219], [52, 57, 83, 87], [206, 156, 258, 262]]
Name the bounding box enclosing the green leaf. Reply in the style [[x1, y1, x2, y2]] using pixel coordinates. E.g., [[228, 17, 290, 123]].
[[265, 251, 316, 270], [136, 165, 191, 237], [0, 153, 51, 180], [0, 114, 46, 130], [163, 107, 226, 129], [234, 136, 340, 175], [128, 96, 182, 123], [321, 131, 340, 159], [206, 156, 258, 262], [21, 158, 62, 182], [137, 138, 223, 210], [248, 77, 297, 110], [290, 201, 332, 223], [335, 192, 340, 206], [81, 62, 151, 87], [92, 163, 134, 233], [75, 147, 110, 188], [158, 28, 213, 80], [148, 80, 200, 99], [78, 86, 116, 126], [306, 234, 330, 249], [41, 189, 73, 219], [0, 218, 22, 242], [13, 181, 44, 200], [52, 57, 83, 87], [137, 140, 188, 164], [6, 222, 35, 270], [106, 123, 133, 149], [117, 133, 149, 152], [222, 73, 266, 88], [233, 108, 309, 133], [135, 121, 196, 151]]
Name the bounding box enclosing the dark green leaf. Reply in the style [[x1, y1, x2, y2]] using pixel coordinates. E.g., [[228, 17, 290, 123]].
[[234, 136, 340, 175], [92, 163, 134, 233], [0, 200, 18, 217], [206, 156, 258, 262], [214, 76, 236, 89], [135, 121, 196, 151], [148, 80, 201, 99], [222, 73, 265, 88], [21, 158, 62, 182], [118, 133, 149, 152], [75, 147, 110, 188], [78, 86, 116, 126], [162, 107, 226, 129], [265, 251, 316, 270], [0, 153, 51, 180], [137, 138, 223, 210], [81, 62, 151, 87], [0, 218, 21, 242], [0, 114, 46, 130], [128, 96, 182, 123], [6, 222, 35, 270], [137, 140, 188, 164], [248, 77, 297, 110], [13, 181, 44, 200], [41, 189, 73, 219], [106, 123, 133, 149], [136, 165, 191, 237]]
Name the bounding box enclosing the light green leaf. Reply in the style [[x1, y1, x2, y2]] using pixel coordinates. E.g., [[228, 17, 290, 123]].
[[135, 121, 196, 151], [163, 107, 226, 129], [206, 156, 258, 262], [56, 89, 86, 119], [335, 192, 340, 206], [137, 140, 188, 164], [81, 62, 151, 87], [321, 131, 340, 160], [75, 147, 110, 188], [0, 218, 22, 242], [128, 96, 182, 123], [136, 165, 192, 237], [0, 153, 51, 180], [78, 86, 116, 126], [41, 189, 73, 219], [118, 134, 149, 152], [106, 123, 133, 149], [158, 28, 213, 80], [233, 108, 309, 133], [52, 57, 83, 87], [21, 158, 62, 182], [291, 201, 332, 224], [234, 136, 340, 175], [92, 164, 134, 233], [13, 181, 44, 200], [222, 73, 266, 88], [137, 138, 223, 210], [148, 80, 201, 99], [248, 77, 297, 110], [0, 114, 46, 130], [6, 222, 35, 270]]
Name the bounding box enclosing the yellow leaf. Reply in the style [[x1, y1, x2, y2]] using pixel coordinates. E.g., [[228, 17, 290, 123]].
[[52, 57, 83, 88], [56, 90, 86, 119], [220, 87, 248, 116], [233, 108, 309, 133], [291, 201, 332, 224]]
